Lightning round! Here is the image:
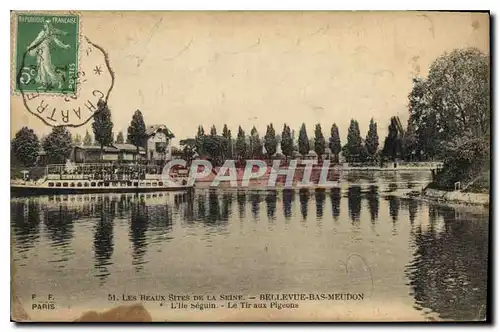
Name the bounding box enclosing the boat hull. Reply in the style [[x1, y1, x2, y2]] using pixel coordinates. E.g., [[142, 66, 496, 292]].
[[11, 184, 193, 197]]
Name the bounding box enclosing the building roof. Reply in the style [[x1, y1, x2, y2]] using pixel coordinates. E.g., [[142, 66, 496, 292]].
[[146, 124, 175, 138], [75, 145, 145, 153], [113, 143, 146, 153], [75, 145, 118, 152]]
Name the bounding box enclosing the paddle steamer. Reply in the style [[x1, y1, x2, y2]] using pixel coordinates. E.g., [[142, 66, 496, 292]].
[[11, 162, 193, 195]]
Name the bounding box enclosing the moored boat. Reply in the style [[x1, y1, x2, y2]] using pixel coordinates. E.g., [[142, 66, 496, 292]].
[[11, 162, 193, 196]]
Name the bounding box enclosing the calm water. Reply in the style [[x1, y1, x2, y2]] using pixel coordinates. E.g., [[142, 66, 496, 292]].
[[11, 171, 489, 321]]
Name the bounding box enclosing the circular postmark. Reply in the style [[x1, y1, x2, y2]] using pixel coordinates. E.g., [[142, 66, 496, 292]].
[[17, 34, 114, 127]]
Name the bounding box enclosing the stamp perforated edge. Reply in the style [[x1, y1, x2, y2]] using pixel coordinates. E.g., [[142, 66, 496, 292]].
[[11, 10, 84, 98]]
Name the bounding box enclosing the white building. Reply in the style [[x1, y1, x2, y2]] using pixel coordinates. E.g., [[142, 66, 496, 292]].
[[145, 124, 175, 163]]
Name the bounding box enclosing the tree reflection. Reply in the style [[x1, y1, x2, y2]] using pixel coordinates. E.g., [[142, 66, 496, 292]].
[[387, 196, 400, 225], [250, 191, 261, 221], [265, 190, 277, 221], [406, 208, 488, 321], [347, 186, 362, 223], [183, 190, 195, 222], [207, 189, 221, 223], [315, 189, 325, 220], [116, 194, 133, 217], [237, 190, 246, 219], [44, 205, 76, 247], [129, 198, 149, 272], [196, 192, 207, 221], [221, 192, 233, 222], [94, 196, 115, 283], [330, 187, 341, 220], [11, 200, 41, 250], [365, 185, 379, 224], [282, 189, 294, 220], [408, 199, 419, 225], [299, 189, 309, 221]]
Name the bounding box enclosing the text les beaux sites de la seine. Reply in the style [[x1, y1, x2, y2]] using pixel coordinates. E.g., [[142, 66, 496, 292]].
[[108, 293, 365, 310]]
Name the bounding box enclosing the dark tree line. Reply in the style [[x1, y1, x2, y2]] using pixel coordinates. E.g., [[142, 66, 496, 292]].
[[188, 119, 383, 164]]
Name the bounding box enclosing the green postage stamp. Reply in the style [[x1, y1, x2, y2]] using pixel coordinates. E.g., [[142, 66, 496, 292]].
[[15, 13, 79, 94]]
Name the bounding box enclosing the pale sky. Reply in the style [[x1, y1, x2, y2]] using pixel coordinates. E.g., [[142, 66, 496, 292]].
[[11, 11, 489, 146]]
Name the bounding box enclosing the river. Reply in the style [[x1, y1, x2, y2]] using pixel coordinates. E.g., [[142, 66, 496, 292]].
[[11, 170, 489, 321]]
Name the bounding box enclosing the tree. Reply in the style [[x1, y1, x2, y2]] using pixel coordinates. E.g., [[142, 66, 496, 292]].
[[72, 133, 82, 146], [402, 119, 418, 161], [298, 123, 310, 156], [235, 126, 247, 160], [264, 124, 277, 159], [329, 123, 341, 163], [115, 131, 125, 144], [250, 126, 262, 158], [210, 125, 217, 136], [92, 100, 114, 159], [127, 109, 147, 156], [222, 124, 230, 138], [11, 127, 40, 166], [408, 48, 489, 159], [407, 48, 490, 190], [195, 125, 206, 156], [83, 130, 92, 146], [382, 117, 401, 162], [365, 118, 379, 161], [432, 132, 489, 190], [281, 124, 294, 161], [201, 135, 227, 166], [179, 138, 197, 164], [222, 125, 233, 159], [43, 126, 73, 164], [342, 120, 365, 163], [313, 124, 326, 162]]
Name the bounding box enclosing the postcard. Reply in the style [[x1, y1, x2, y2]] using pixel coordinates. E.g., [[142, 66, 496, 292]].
[[10, 10, 490, 322]]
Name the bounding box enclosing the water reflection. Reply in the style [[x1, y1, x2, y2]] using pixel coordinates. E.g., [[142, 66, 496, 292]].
[[264, 191, 276, 222], [250, 191, 261, 221], [330, 187, 341, 220], [11, 181, 488, 321], [299, 189, 310, 221], [11, 200, 41, 252], [406, 205, 488, 321], [282, 190, 294, 220], [365, 186, 379, 224], [94, 197, 115, 282], [237, 190, 246, 219], [221, 192, 233, 222], [315, 189, 326, 220], [130, 199, 149, 271], [347, 186, 362, 224], [408, 199, 419, 225]]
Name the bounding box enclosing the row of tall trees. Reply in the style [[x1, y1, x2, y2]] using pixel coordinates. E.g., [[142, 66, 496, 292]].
[[74, 129, 127, 147], [185, 119, 383, 164]]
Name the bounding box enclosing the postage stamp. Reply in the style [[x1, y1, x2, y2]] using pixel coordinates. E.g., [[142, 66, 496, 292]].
[[13, 11, 115, 127], [15, 13, 79, 94], [18, 36, 115, 127]]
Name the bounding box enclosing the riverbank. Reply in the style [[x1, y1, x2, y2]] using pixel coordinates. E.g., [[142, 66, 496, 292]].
[[388, 187, 489, 211], [421, 188, 489, 207]]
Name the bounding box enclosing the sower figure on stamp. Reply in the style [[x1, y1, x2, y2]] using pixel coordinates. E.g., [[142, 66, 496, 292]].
[[26, 20, 70, 89]]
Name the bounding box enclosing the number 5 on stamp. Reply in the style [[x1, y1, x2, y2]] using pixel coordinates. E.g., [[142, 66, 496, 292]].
[[15, 13, 79, 94]]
